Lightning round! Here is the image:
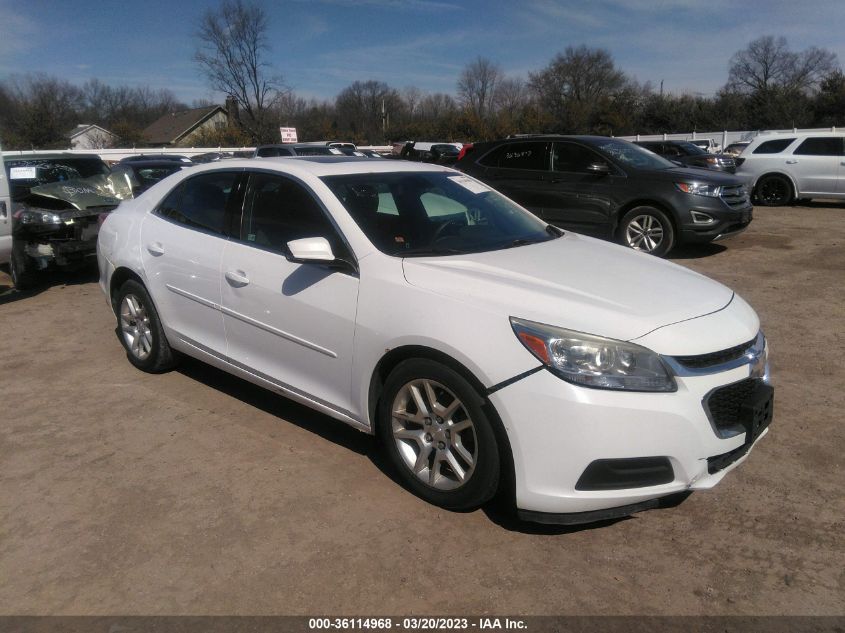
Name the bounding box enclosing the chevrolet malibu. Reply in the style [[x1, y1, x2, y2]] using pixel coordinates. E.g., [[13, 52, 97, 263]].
[[97, 157, 773, 524]]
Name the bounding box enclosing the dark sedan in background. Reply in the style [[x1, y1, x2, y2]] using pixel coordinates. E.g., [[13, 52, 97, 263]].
[[634, 140, 737, 173]]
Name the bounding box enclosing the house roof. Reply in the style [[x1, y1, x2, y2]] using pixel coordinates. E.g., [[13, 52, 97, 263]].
[[142, 106, 226, 145], [66, 124, 115, 139]]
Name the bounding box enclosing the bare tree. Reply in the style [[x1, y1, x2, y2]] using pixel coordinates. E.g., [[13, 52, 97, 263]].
[[529, 46, 626, 132], [493, 77, 528, 114], [728, 35, 838, 94], [194, 0, 285, 142], [457, 57, 502, 122], [335, 80, 403, 143]]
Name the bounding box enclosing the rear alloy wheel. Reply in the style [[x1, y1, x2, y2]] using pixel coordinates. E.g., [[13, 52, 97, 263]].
[[115, 280, 177, 373], [754, 174, 793, 207], [379, 359, 500, 511], [619, 206, 675, 257], [9, 240, 38, 291]]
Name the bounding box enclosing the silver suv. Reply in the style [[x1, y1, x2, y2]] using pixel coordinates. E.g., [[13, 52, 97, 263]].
[[736, 132, 845, 206]]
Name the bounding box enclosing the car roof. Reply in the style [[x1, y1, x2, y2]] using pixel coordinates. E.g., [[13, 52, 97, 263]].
[[189, 156, 454, 178], [4, 153, 104, 162]]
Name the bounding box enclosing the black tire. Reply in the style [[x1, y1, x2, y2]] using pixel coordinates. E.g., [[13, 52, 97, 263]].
[[9, 240, 38, 291], [754, 174, 793, 207], [377, 358, 500, 511], [114, 279, 177, 373], [618, 206, 675, 257]]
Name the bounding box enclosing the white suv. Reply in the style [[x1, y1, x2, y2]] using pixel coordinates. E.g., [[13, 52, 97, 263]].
[[736, 132, 845, 206], [97, 157, 773, 525]]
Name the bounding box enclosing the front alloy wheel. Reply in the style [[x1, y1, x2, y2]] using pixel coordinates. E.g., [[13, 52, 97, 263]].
[[378, 359, 500, 511], [625, 214, 664, 253], [391, 378, 477, 490]]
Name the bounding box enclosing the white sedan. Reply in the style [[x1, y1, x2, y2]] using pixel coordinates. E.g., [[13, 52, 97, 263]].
[[97, 157, 773, 524]]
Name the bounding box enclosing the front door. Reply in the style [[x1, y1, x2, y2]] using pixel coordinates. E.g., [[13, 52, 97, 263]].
[[474, 141, 551, 219], [220, 171, 360, 417]]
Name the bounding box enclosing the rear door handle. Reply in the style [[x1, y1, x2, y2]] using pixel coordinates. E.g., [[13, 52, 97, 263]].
[[146, 242, 165, 256], [225, 270, 250, 287], [785, 159, 798, 164]]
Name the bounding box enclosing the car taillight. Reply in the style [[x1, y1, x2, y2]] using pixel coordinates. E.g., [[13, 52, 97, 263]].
[[456, 143, 473, 162]]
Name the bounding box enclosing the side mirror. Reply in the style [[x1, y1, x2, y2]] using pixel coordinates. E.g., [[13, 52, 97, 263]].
[[586, 162, 610, 175], [287, 237, 335, 263]]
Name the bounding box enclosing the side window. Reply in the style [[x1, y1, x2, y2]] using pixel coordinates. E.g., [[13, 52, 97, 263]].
[[753, 139, 795, 154], [663, 144, 682, 157], [156, 171, 238, 235], [552, 142, 607, 173], [793, 137, 843, 156], [242, 173, 347, 257], [479, 142, 550, 170]]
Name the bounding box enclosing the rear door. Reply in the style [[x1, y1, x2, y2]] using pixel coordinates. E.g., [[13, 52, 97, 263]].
[[474, 141, 551, 219], [139, 170, 244, 356], [788, 137, 843, 195], [0, 149, 11, 265]]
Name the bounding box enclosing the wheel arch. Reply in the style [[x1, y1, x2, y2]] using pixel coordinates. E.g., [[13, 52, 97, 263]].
[[752, 171, 798, 197], [367, 345, 517, 506], [109, 267, 146, 314], [614, 199, 679, 239]]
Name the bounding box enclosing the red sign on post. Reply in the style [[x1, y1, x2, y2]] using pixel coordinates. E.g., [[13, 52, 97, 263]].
[[280, 127, 298, 143]]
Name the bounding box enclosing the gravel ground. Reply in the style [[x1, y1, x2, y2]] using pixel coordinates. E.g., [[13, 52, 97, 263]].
[[0, 204, 842, 615]]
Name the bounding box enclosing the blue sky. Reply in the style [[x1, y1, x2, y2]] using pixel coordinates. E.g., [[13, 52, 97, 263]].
[[1, 0, 843, 104]]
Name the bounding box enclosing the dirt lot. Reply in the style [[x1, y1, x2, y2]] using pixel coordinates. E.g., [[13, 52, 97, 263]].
[[0, 204, 843, 616]]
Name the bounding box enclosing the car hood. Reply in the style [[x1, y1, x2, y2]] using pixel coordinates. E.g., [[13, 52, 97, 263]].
[[29, 173, 132, 210], [401, 233, 734, 343], [641, 165, 743, 185]]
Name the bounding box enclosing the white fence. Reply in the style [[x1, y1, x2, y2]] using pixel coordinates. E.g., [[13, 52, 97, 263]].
[[0, 145, 393, 161], [617, 126, 841, 151]]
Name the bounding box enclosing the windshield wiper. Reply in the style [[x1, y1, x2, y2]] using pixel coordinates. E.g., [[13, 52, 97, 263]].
[[394, 246, 467, 257]]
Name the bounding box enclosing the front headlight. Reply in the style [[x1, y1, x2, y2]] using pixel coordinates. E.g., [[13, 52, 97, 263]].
[[510, 317, 676, 392], [675, 182, 721, 197], [14, 209, 62, 225]]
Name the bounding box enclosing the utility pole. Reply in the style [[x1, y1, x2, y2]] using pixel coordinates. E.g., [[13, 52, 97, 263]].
[[660, 80, 664, 97]]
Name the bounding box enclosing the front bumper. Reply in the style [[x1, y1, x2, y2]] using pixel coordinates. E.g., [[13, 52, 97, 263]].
[[489, 362, 770, 517], [679, 204, 753, 244]]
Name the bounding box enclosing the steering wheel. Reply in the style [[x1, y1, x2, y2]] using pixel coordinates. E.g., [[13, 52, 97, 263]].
[[431, 219, 460, 245]]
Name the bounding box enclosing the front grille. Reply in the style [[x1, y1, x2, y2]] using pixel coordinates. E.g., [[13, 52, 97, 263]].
[[720, 184, 749, 208], [674, 337, 756, 369], [705, 378, 758, 432]]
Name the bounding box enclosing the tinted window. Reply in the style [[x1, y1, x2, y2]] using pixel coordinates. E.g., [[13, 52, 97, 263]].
[[241, 172, 345, 256], [552, 143, 607, 173], [793, 137, 843, 156], [479, 142, 550, 170], [157, 172, 238, 235], [294, 147, 336, 156], [676, 142, 707, 155], [595, 139, 676, 170], [322, 172, 557, 256], [753, 139, 795, 154]]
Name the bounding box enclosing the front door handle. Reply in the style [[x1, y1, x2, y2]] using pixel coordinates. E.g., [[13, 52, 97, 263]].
[[225, 270, 250, 287], [146, 242, 165, 256], [785, 159, 798, 164]]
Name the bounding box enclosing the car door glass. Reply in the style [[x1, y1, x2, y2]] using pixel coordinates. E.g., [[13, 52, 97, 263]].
[[793, 137, 843, 156], [753, 139, 795, 154], [479, 142, 550, 170], [242, 173, 347, 257], [552, 143, 607, 173], [156, 172, 238, 235]]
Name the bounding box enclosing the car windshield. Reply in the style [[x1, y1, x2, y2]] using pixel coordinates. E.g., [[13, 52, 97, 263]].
[[596, 139, 676, 170], [321, 171, 560, 257], [5, 158, 111, 200]]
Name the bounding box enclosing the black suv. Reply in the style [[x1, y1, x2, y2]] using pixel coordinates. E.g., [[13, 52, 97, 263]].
[[634, 140, 736, 173], [454, 135, 752, 256]]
